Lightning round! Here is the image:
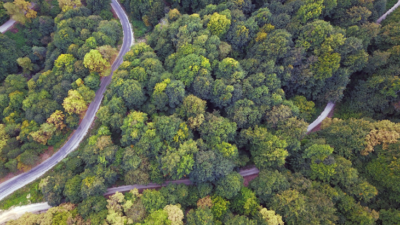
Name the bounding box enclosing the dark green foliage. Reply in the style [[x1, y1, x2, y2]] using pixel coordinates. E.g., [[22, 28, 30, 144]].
[[0, 34, 18, 81], [186, 207, 214, 225], [78, 196, 107, 219], [141, 189, 166, 213], [249, 169, 289, 204], [214, 171, 243, 199]]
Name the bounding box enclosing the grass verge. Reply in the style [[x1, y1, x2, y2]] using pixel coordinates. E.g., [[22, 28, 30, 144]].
[[0, 181, 43, 210]]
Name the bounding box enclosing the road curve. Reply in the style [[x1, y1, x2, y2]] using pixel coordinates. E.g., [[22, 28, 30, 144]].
[[376, 0, 400, 24], [0, 167, 259, 224], [0, 0, 134, 202]]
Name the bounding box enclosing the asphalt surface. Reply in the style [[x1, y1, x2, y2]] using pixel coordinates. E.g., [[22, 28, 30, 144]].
[[0, 167, 259, 223], [0, 0, 134, 202], [377, 0, 400, 24]]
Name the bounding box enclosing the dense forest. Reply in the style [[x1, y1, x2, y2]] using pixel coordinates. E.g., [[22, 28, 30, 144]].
[[2, 0, 400, 223]]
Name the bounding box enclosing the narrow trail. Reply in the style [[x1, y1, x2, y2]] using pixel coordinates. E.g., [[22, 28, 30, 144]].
[[0, 167, 259, 224]]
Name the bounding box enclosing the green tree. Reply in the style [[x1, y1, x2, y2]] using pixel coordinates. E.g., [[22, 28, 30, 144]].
[[17, 57, 33, 74], [249, 169, 290, 204], [238, 126, 288, 169], [303, 144, 337, 182], [186, 207, 214, 225], [214, 172, 243, 199], [141, 189, 166, 213]]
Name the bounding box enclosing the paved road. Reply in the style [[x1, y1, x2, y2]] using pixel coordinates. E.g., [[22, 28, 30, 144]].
[[307, 102, 335, 132], [376, 0, 400, 24], [0, 167, 259, 223], [0, 19, 15, 33], [0, 0, 134, 202]]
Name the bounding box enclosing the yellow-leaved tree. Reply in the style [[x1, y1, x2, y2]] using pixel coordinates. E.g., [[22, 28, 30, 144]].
[[0, 124, 9, 156], [58, 0, 82, 12], [83, 49, 111, 77], [62, 90, 88, 116], [4, 0, 36, 24]]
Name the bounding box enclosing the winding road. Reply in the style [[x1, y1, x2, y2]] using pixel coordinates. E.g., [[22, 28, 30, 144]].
[[0, 0, 134, 202], [2, 1, 400, 223]]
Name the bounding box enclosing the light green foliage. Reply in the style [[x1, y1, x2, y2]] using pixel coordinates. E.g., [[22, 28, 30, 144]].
[[120, 111, 148, 146], [259, 207, 284, 225], [239, 126, 288, 169], [303, 144, 337, 182], [231, 187, 259, 216], [83, 49, 110, 76], [296, 0, 325, 24], [211, 195, 229, 219], [290, 96, 316, 121], [142, 189, 166, 213], [207, 12, 231, 38]]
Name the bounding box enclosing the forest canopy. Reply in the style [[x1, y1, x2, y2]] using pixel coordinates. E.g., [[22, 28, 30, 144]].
[[3, 0, 400, 224]]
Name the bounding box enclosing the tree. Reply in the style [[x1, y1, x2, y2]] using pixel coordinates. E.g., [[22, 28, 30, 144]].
[[211, 195, 230, 220], [17, 57, 33, 74], [231, 187, 260, 216], [258, 207, 284, 225], [226, 99, 262, 129], [120, 111, 148, 147], [214, 172, 243, 199], [63, 175, 82, 204], [81, 176, 107, 199], [249, 169, 289, 204], [78, 196, 107, 219], [111, 78, 146, 110], [0, 34, 18, 81], [199, 113, 237, 147], [86, 0, 111, 14], [58, 0, 82, 12], [303, 144, 337, 182], [270, 189, 308, 224], [30, 123, 56, 145], [62, 90, 88, 116], [238, 126, 288, 169], [96, 45, 118, 61], [83, 49, 111, 76], [290, 96, 316, 121], [47, 110, 66, 131], [0, 124, 9, 158], [186, 207, 214, 225], [295, 0, 324, 24], [207, 12, 231, 38], [141, 189, 166, 213], [53, 27, 75, 51], [172, 54, 211, 87], [177, 95, 207, 129]]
